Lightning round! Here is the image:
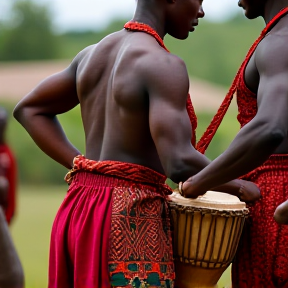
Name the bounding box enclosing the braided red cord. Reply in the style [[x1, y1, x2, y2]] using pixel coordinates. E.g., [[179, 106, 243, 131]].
[[195, 7, 288, 154], [124, 21, 198, 146]]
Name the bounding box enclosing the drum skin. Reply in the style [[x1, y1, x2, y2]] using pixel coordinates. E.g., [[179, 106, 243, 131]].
[[168, 191, 249, 288]]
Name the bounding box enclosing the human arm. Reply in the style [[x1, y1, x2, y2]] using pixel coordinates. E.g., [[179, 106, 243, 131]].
[[142, 51, 259, 200], [13, 60, 81, 169], [144, 52, 210, 181], [183, 36, 288, 196], [0, 206, 24, 288], [274, 199, 288, 225]]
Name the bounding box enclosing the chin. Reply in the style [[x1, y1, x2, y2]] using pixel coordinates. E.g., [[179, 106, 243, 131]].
[[245, 12, 260, 19], [244, 8, 261, 19], [170, 32, 190, 40]]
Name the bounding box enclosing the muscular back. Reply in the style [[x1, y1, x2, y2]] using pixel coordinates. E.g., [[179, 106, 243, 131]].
[[14, 26, 200, 180], [74, 30, 168, 173]]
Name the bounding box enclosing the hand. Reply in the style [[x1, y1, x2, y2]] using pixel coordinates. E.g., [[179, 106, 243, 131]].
[[237, 179, 261, 203], [182, 177, 207, 199]]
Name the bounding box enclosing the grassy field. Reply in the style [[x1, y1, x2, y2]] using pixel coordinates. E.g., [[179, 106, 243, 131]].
[[10, 186, 67, 288], [10, 185, 232, 288]]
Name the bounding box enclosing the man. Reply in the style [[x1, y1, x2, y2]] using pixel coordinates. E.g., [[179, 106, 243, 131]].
[[0, 167, 24, 288], [13, 0, 259, 287], [182, 1, 288, 287], [0, 107, 17, 225]]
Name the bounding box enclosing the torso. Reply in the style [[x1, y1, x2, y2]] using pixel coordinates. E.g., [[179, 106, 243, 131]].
[[237, 13, 288, 154], [73, 29, 169, 174]]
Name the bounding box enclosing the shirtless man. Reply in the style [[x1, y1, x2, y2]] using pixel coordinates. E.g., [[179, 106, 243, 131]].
[[183, 1, 288, 287], [13, 0, 259, 287]]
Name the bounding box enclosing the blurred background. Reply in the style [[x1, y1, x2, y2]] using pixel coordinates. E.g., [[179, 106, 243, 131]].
[[0, 0, 264, 287]]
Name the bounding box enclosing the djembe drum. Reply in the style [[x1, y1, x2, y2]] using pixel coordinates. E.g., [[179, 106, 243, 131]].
[[168, 190, 249, 288]]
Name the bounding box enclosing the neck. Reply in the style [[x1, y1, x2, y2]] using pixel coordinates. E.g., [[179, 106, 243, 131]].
[[264, 1, 288, 23], [133, 1, 166, 39]]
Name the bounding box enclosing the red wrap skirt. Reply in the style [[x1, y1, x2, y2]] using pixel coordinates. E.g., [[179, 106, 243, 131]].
[[232, 155, 288, 288], [48, 156, 175, 288]]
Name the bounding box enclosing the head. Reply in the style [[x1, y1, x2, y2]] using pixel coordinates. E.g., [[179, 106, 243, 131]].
[[166, 0, 205, 39], [238, 0, 266, 19], [134, 0, 205, 39]]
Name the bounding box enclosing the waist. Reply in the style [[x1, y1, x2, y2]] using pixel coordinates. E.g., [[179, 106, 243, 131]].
[[65, 155, 168, 187]]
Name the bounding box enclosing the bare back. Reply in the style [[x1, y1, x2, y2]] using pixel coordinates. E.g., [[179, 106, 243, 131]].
[[75, 30, 170, 173]]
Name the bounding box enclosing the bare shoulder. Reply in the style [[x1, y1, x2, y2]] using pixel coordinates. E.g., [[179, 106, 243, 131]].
[[70, 44, 97, 68], [70, 30, 123, 69], [256, 26, 288, 72], [137, 47, 189, 97], [141, 48, 187, 78]]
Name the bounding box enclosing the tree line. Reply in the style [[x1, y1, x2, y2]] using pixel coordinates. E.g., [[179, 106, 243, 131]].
[[0, 0, 264, 87]]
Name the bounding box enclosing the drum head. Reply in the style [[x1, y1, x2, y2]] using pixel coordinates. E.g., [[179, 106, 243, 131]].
[[168, 191, 246, 210]]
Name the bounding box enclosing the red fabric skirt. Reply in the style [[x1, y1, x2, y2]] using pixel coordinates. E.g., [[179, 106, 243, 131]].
[[48, 157, 175, 288], [232, 155, 288, 288]]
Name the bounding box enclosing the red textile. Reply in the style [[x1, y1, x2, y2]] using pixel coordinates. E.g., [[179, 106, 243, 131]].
[[0, 144, 17, 224], [124, 21, 198, 147], [49, 156, 175, 288], [232, 155, 288, 288], [196, 7, 288, 154]]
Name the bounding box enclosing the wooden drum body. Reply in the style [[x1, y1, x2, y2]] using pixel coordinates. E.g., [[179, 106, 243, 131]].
[[168, 191, 249, 288]]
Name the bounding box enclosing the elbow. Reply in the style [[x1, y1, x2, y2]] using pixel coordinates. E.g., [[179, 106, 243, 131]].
[[267, 128, 285, 146], [168, 171, 184, 184], [164, 160, 196, 184], [258, 126, 285, 148], [13, 102, 33, 126], [13, 103, 24, 123], [163, 161, 183, 183]]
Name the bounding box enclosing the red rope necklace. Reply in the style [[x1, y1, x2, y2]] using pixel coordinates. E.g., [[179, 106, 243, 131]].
[[196, 7, 288, 154], [124, 21, 198, 147]]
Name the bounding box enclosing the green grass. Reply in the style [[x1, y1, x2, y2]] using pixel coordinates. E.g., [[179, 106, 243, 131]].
[[10, 185, 67, 288], [10, 185, 231, 288]]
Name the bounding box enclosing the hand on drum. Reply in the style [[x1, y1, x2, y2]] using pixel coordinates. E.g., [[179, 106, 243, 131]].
[[236, 179, 261, 203], [181, 177, 261, 203]]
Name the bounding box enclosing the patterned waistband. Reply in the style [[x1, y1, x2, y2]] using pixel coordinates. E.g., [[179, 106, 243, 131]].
[[65, 155, 170, 192]]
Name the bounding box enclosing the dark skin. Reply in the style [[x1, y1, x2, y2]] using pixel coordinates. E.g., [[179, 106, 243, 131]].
[[13, 0, 259, 202], [0, 172, 8, 209], [0, 107, 8, 145], [274, 199, 288, 225], [0, 110, 23, 287], [0, 108, 8, 208], [0, 206, 24, 288], [183, 0, 288, 198]]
